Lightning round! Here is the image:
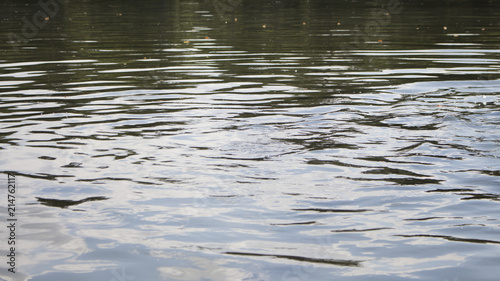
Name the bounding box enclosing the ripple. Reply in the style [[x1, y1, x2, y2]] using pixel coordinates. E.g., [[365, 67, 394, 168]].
[[395, 234, 500, 245], [224, 252, 362, 267]]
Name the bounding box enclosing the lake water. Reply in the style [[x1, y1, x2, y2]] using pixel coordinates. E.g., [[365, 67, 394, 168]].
[[1, 0, 500, 280]]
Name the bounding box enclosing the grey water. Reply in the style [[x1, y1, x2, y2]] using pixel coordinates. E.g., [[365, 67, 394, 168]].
[[1, 0, 500, 280]]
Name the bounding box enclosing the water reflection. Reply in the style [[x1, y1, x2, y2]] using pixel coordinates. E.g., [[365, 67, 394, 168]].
[[36, 196, 108, 209], [1, 0, 500, 280]]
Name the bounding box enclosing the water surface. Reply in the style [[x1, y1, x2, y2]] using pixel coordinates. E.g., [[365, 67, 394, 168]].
[[1, 1, 500, 280]]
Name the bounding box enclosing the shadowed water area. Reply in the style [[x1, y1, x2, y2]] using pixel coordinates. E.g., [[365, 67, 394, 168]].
[[1, 0, 500, 280]]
